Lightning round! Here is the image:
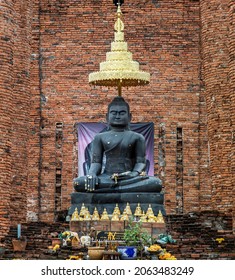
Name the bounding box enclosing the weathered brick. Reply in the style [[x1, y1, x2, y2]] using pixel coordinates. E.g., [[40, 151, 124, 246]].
[[0, 0, 234, 241]]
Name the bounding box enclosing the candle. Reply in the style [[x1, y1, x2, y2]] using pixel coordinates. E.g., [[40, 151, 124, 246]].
[[17, 224, 21, 239]]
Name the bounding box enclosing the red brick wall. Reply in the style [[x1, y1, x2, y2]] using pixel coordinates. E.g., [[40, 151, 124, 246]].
[[0, 0, 14, 239], [31, 0, 203, 220], [0, 0, 234, 238], [0, 0, 33, 237], [228, 0, 235, 232], [10, 0, 33, 224], [200, 0, 234, 221], [1, 213, 234, 260], [0, 0, 36, 234], [27, 0, 44, 222]]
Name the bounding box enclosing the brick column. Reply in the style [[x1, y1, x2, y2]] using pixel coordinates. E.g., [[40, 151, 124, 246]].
[[200, 1, 233, 215], [228, 1, 235, 233], [26, 0, 41, 222], [0, 0, 14, 238]]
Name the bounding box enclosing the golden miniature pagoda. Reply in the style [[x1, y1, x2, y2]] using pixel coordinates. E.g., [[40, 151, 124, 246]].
[[156, 210, 165, 223], [71, 207, 80, 221], [84, 208, 91, 221], [148, 214, 157, 223], [79, 203, 86, 217], [92, 207, 100, 221], [100, 208, 110, 220], [146, 204, 154, 217], [124, 202, 132, 215], [88, 2, 150, 96], [134, 203, 142, 217], [120, 209, 129, 221], [140, 211, 148, 222], [113, 203, 121, 216], [111, 212, 120, 221]]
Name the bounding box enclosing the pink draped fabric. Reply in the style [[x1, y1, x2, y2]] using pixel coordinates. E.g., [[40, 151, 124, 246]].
[[77, 122, 154, 176]]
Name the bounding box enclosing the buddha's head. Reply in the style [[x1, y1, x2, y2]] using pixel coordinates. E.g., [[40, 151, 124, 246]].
[[107, 96, 131, 129]]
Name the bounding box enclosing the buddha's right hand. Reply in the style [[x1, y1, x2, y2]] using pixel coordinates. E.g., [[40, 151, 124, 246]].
[[85, 175, 99, 192]]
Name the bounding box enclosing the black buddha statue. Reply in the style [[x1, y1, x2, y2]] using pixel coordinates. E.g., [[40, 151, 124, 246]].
[[70, 96, 164, 215]]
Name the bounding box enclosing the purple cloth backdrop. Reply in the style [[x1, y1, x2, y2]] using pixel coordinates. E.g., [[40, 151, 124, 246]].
[[77, 122, 154, 176]]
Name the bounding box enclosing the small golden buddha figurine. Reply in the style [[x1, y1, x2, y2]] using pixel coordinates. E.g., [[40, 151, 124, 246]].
[[124, 202, 132, 215], [79, 203, 87, 217], [156, 210, 165, 223], [92, 207, 100, 221], [134, 203, 142, 217], [71, 207, 80, 221], [100, 208, 110, 220], [113, 203, 121, 216], [120, 209, 129, 221], [140, 211, 148, 222]]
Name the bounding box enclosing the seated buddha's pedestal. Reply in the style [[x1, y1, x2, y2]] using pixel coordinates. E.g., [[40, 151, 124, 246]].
[[70, 220, 166, 239], [68, 192, 165, 217]]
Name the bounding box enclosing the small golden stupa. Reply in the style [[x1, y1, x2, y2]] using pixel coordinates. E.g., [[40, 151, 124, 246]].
[[146, 204, 154, 217], [100, 208, 110, 220], [124, 202, 132, 215], [92, 207, 100, 221], [113, 203, 121, 216], [156, 210, 165, 223], [71, 207, 80, 221], [111, 212, 120, 221], [120, 209, 129, 221], [140, 211, 148, 222], [88, 2, 150, 96], [134, 203, 142, 217], [84, 208, 91, 221], [148, 214, 157, 223], [79, 203, 86, 217], [112, 204, 120, 221]]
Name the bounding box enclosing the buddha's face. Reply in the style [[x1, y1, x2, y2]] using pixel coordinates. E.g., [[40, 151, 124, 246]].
[[107, 104, 131, 128]]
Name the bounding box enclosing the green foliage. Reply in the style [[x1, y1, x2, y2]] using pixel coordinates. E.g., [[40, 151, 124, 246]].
[[123, 219, 152, 247]]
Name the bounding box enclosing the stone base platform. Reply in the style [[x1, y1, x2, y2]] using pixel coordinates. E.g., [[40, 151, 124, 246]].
[[70, 220, 166, 238], [69, 192, 165, 216]]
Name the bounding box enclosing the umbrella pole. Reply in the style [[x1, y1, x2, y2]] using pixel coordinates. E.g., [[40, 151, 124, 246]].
[[118, 81, 122, 96]]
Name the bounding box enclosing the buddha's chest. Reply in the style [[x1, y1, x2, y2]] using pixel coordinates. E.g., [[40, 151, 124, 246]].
[[102, 132, 135, 152]]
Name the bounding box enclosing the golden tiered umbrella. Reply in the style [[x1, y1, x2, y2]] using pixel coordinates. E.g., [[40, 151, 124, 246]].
[[89, 2, 150, 96]]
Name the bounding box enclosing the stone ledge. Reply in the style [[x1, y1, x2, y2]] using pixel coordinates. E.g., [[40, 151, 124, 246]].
[[70, 220, 166, 238]]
